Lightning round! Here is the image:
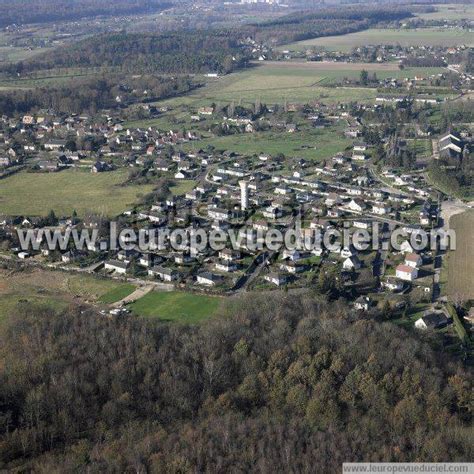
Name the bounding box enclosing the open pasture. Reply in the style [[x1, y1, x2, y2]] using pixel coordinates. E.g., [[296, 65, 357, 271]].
[[184, 124, 351, 161], [0, 169, 154, 217], [280, 28, 474, 52], [151, 62, 446, 109], [129, 290, 222, 324], [415, 4, 474, 21]]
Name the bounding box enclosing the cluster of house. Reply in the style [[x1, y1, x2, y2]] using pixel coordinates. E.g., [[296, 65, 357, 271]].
[[0, 112, 201, 174], [1, 124, 442, 298], [1, 98, 467, 333]]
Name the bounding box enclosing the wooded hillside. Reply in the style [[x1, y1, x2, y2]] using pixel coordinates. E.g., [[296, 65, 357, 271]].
[[0, 293, 471, 471]]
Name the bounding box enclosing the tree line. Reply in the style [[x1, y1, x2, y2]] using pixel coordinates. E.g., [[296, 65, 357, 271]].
[[0, 0, 172, 28], [0, 74, 195, 115], [1, 7, 413, 78], [0, 292, 471, 471]]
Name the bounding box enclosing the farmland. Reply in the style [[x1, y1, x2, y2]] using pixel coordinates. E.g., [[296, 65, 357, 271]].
[[447, 210, 474, 301], [0, 169, 154, 217], [415, 3, 474, 21], [129, 290, 222, 324], [141, 61, 446, 114], [152, 66, 379, 107], [280, 28, 474, 52]]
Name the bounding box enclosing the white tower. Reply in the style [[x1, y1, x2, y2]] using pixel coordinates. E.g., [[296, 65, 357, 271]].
[[239, 180, 249, 211]]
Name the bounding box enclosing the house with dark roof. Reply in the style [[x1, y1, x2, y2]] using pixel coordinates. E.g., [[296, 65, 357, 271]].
[[438, 132, 463, 160], [415, 311, 451, 330]]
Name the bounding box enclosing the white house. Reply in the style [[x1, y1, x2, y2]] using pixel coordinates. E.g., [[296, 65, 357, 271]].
[[264, 273, 289, 286], [353, 143, 368, 152], [280, 261, 304, 274], [104, 260, 129, 274], [197, 272, 222, 286], [405, 253, 422, 268], [381, 277, 404, 292], [219, 249, 241, 262], [372, 203, 391, 215], [340, 245, 357, 259], [215, 260, 237, 273], [148, 266, 178, 282], [354, 296, 371, 311], [353, 220, 370, 230], [415, 312, 450, 330], [396, 264, 418, 281], [348, 199, 366, 213], [343, 256, 361, 271]]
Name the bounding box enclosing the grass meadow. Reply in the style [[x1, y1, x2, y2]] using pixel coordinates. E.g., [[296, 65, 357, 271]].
[[129, 290, 222, 324], [183, 123, 351, 161], [280, 28, 474, 52], [0, 269, 137, 322], [0, 169, 154, 217], [415, 4, 474, 21], [144, 62, 447, 112]]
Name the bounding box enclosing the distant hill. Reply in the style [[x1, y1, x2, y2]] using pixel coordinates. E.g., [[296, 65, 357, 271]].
[[0, 0, 173, 27]]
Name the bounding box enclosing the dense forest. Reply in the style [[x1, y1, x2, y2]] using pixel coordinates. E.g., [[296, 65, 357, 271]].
[[1, 32, 247, 76], [0, 0, 172, 28], [0, 7, 412, 77], [0, 75, 195, 115], [0, 293, 471, 471]]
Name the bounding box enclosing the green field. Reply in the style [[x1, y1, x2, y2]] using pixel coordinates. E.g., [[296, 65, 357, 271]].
[[170, 179, 196, 196], [0, 46, 53, 64], [407, 139, 433, 158], [147, 62, 446, 109], [447, 210, 474, 301], [0, 269, 137, 321], [129, 290, 222, 323], [0, 169, 154, 217], [415, 4, 474, 21], [184, 124, 351, 161], [98, 284, 136, 304], [280, 28, 474, 52]]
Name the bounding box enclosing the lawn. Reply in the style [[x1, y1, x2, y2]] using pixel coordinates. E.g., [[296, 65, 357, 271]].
[[98, 284, 136, 304], [447, 210, 474, 301], [170, 179, 196, 196], [129, 290, 222, 324], [406, 139, 433, 158], [0, 169, 154, 217], [280, 28, 474, 52]]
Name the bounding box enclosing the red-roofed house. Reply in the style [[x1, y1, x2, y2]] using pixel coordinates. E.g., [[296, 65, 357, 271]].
[[396, 264, 418, 281]]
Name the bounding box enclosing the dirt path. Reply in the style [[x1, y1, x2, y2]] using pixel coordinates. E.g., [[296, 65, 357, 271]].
[[111, 285, 154, 308], [440, 200, 472, 230]]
